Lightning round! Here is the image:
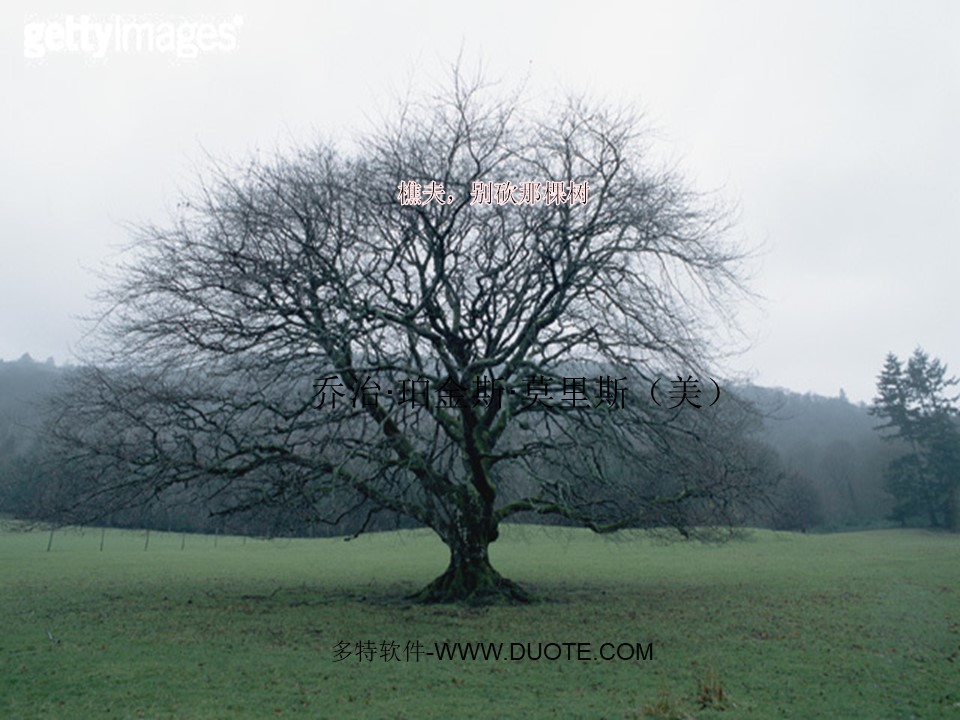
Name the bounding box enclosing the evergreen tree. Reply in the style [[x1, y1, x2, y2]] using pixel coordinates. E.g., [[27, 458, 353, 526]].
[[870, 348, 960, 529]]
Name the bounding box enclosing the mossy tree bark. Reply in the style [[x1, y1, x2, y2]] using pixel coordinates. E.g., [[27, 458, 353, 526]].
[[412, 538, 530, 605], [411, 508, 530, 605]]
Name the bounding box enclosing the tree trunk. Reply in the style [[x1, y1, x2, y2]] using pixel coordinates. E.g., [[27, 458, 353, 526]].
[[411, 525, 530, 605]]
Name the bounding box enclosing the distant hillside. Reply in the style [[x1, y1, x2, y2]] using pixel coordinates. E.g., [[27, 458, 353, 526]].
[[0, 354, 64, 452], [0, 356, 895, 531], [734, 384, 895, 527], [0, 355, 67, 517]]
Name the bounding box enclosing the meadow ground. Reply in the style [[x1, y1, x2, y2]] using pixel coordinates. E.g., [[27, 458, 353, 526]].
[[1, 523, 958, 719]]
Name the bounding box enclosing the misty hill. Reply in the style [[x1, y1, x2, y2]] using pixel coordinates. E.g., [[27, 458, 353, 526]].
[[0, 355, 894, 530], [735, 384, 895, 527], [0, 355, 66, 518], [0, 354, 63, 453]]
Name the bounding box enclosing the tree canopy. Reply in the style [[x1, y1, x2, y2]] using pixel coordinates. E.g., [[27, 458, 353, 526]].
[[45, 73, 774, 603]]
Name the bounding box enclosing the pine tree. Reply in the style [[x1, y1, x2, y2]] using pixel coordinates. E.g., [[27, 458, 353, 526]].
[[870, 349, 960, 529]]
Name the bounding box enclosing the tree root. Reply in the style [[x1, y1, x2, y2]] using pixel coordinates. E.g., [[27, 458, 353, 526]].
[[409, 560, 532, 606]]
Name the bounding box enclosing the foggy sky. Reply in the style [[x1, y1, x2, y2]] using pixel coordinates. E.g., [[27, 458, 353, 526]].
[[3, 0, 958, 404]]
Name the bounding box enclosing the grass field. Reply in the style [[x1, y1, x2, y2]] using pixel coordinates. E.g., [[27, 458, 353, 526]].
[[1, 524, 959, 719]]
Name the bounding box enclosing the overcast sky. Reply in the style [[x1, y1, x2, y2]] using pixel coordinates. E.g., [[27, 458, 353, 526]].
[[3, 0, 958, 404]]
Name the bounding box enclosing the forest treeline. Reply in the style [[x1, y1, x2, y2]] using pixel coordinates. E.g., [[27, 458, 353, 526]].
[[0, 353, 921, 536]]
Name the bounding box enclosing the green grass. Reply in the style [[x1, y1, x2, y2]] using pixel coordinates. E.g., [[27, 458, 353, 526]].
[[2, 524, 959, 719]]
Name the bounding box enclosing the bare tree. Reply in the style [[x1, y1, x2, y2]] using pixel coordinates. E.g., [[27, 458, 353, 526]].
[[46, 72, 770, 603]]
